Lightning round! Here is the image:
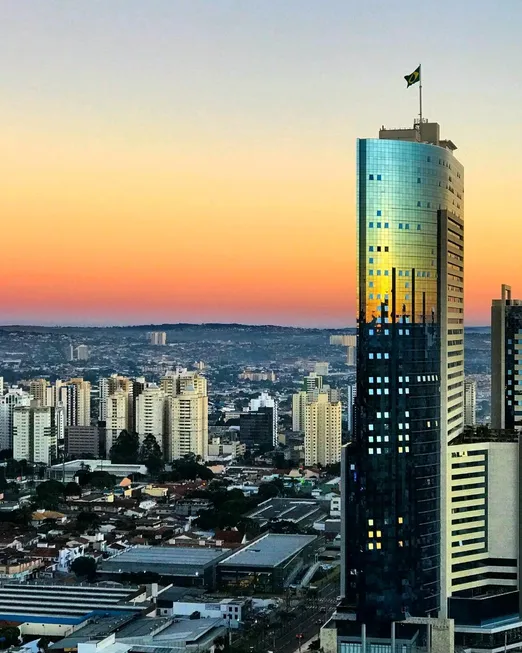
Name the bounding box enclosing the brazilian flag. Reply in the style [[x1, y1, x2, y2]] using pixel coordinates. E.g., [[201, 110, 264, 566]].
[[404, 65, 421, 88]]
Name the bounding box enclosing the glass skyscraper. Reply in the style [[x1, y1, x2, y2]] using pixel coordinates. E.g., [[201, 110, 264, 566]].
[[342, 121, 464, 628], [491, 284, 522, 431]]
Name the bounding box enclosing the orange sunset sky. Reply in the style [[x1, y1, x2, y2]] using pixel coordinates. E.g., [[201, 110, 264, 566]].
[[1, 0, 521, 327]]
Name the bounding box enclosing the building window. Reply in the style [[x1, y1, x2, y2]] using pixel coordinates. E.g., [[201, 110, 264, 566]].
[[369, 174, 374, 180], [377, 210, 382, 216]]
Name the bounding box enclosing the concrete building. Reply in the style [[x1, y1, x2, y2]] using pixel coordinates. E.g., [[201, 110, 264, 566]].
[[169, 387, 208, 461], [464, 378, 477, 427], [69, 344, 89, 361], [65, 378, 91, 427], [330, 335, 356, 346], [315, 362, 329, 376], [491, 284, 522, 431], [136, 386, 166, 449], [161, 371, 209, 460], [218, 533, 320, 593], [0, 583, 147, 637], [304, 392, 342, 466], [0, 387, 31, 450], [48, 459, 147, 482], [346, 346, 356, 367], [13, 406, 57, 464], [346, 384, 356, 435], [148, 331, 167, 346], [249, 392, 277, 446], [99, 546, 231, 588], [29, 379, 49, 407], [65, 425, 100, 458], [106, 389, 130, 453]]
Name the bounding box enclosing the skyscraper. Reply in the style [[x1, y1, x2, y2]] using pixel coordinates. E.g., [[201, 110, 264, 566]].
[[13, 406, 57, 464], [162, 370, 209, 460], [0, 388, 31, 450], [491, 284, 522, 431], [343, 120, 464, 626], [136, 386, 167, 450], [464, 378, 477, 427], [304, 392, 342, 466], [65, 378, 91, 427], [106, 389, 130, 453]]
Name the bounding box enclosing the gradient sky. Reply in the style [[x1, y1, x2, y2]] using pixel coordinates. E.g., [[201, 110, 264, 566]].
[[1, 0, 521, 327]]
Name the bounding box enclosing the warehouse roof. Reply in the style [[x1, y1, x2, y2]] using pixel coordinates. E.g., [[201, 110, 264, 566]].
[[101, 546, 231, 575], [218, 533, 317, 569]]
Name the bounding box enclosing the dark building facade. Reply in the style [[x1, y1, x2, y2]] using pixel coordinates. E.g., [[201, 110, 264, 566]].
[[239, 407, 274, 451], [491, 284, 522, 431], [342, 122, 464, 627]]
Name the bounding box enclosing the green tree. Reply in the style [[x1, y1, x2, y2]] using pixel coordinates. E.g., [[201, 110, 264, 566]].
[[65, 482, 82, 497], [0, 626, 20, 649], [76, 511, 101, 533], [110, 429, 139, 464], [139, 434, 164, 476], [35, 480, 65, 509], [71, 555, 97, 580], [87, 471, 116, 490]]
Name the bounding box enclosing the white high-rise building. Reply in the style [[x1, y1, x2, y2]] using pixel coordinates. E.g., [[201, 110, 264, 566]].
[[347, 383, 356, 434], [304, 392, 342, 466], [464, 379, 477, 427], [0, 388, 31, 451], [314, 362, 329, 377], [136, 387, 167, 450], [106, 389, 130, 453], [148, 331, 167, 346], [13, 406, 57, 464], [0, 378, 3, 397], [65, 378, 91, 427], [162, 370, 209, 461], [98, 378, 109, 422], [346, 346, 356, 367], [29, 379, 49, 406], [76, 345, 89, 361], [170, 386, 208, 461]]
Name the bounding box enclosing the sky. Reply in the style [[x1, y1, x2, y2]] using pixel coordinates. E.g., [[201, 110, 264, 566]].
[[1, 0, 521, 327]]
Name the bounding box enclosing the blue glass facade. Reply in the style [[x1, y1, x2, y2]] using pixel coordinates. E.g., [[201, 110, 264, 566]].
[[344, 136, 464, 624]]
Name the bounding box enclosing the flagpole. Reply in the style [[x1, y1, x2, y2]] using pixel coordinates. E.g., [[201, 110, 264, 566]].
[[419, 64, 423, 127]]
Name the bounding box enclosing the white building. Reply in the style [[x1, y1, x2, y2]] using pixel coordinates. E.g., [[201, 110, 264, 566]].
[[65, 379, 91, 427], [13, 406, 57, 464], [0, 388, 31, 450], [136, 387, 167, 449], [148, 331, 167, 346], [464, 378, 477, 427], [106, 389, 130, 453], [169, 387, 208, 461], [304, 392, 342, 466], [314, 362, 329, 377]]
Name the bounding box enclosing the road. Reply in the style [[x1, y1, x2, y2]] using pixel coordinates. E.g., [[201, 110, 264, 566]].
[[274, 580, 339, 653]]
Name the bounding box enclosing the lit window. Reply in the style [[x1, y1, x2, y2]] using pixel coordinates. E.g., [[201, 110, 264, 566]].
[[399, 541, 404, 547], [368, 543, 374, 550], [398, 517, 403, 524], [376, 530, 382, 538], [376, 542, 382, 550], [398, 447, 403, 453], [368, 531, 374, 538], [368, 519, 374, 526]]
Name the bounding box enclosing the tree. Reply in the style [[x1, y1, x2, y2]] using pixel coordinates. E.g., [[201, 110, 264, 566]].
[[110, 429, 139, 464], [35, 480, 65, 509], [87, 471, 117, 490], [71, 556, 97, 580], [76, 511, 101, 533], [0, 626, 20, 649], [139, 434, 164, 477], [65, 482, 82, 498]]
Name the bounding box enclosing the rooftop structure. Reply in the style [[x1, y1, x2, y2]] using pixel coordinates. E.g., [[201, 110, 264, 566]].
[[0, 583, 147, 627], [246, 498, 328, 529], [99, 546, 231, 589], [219, 533, 317, 569]]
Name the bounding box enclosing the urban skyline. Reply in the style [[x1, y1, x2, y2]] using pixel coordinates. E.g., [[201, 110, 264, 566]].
[[2, 0, 522, 327]]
